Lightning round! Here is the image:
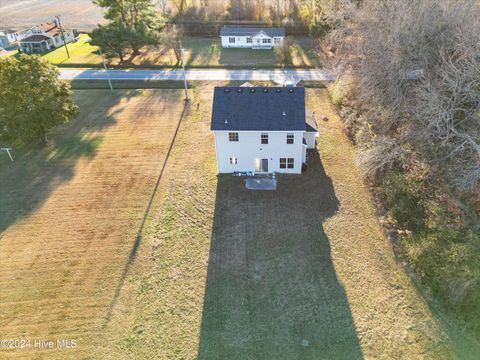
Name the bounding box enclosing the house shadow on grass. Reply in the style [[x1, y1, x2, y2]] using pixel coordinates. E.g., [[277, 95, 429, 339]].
[[198, 151, 364, 360]]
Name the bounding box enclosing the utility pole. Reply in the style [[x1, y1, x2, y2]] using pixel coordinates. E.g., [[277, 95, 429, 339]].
[[1, 148, 14, 162], [179, 40, 188, 101], [99, 47, 113, 92], [55, 14, 70, 59]]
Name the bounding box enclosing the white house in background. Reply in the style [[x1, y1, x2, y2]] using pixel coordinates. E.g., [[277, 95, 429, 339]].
[[211, 86, 318, 174], [220, 26, 285, 49], [0, 29, 30, 49], [19, 20, 77, 54]]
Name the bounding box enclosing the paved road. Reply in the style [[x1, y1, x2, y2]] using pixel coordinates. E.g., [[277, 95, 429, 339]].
[[59, 68, 336, 83]]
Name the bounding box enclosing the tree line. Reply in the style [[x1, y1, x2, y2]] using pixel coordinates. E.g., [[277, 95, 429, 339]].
[[89, 0, 339, 63], [324, 0, 480, 340]]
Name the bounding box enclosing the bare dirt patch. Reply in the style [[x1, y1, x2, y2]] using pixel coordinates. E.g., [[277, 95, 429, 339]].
[[0, 0, 104, 31]]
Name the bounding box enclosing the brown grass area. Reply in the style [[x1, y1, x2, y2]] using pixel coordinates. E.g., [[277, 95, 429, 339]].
[[0, 86, 460, 359], [100, 87, 455, 359], [0, 89, 186, 358]]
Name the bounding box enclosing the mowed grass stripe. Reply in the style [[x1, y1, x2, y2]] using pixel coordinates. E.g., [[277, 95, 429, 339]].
[[0, 89, 185, 358], [102, 87, 454, 360]]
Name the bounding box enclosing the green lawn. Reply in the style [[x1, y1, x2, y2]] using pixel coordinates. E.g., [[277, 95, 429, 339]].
[[38, 35, 321, 68], [0, 49, 16, 59], [42, 33, 101, 65]]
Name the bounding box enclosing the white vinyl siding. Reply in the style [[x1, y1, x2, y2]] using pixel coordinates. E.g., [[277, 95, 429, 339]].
[[213, 131, 303, 174]]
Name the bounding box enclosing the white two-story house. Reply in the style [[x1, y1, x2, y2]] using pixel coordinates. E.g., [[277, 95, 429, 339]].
[[19, 20, 77, 54], [220, 26, 285, 49], [211, 86, 318, 174]]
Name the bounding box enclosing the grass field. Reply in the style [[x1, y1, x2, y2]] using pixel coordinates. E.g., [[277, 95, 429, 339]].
[[39, 35, 321, 68], [0, 86, 476, 359], [102, 88, 460, 359], [42, 34, 100, 64], [0, 89, 187, 358]]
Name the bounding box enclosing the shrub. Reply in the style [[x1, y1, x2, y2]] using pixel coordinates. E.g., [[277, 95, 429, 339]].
[[380, 171, 426, 231], [399, 228, 480, 336]]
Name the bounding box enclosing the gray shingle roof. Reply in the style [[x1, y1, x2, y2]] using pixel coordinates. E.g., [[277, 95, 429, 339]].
[[20, 35, 50, 43], [220, 26, 285, 37], [211, 87, 306, 131]]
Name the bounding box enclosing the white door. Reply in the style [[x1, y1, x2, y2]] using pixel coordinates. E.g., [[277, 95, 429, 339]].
[[254, 158, 268, 173]]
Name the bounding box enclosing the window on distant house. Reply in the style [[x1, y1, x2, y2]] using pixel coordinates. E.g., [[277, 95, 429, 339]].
[[287, 158, 294, 168], [230, 157, 237, 164], [287, 133, 294, 144], [229, 37, 235, 43], [274, 37, 281, 44], [280, 158, 287, 169], [262, 38, 271, 44], [261, 133, 268, 144], [246, 37, 252, 43], [229, 132, 239, 142]]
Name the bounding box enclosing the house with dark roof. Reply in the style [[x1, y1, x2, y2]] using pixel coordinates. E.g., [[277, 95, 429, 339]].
[[220, 26, 285, 49], [20, 20, 77, 54], [211, 86, 318, 174]]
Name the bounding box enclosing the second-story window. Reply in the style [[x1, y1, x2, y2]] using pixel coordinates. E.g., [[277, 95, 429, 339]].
[[287, 133, 294, 144], [229, 132, 239, 142], [229, 37, 235, 43], [261, 133, 268, 144]]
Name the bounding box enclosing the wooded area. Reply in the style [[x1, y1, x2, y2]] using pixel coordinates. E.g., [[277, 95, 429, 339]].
[[324, 0, 480, 340]]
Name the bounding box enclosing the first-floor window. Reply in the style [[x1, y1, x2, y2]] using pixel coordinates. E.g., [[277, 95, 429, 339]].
[[229, 37, 235, 43], [280, 158, 294, 169], [229, 132, 239, 142], [262, 38, 271, 44], [246, 37, 252, 43], [230, 157, 237, 164], [274, 37, 281, 44]]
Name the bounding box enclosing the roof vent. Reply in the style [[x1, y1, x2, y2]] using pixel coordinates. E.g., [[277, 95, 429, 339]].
[[237, 88, 243, 93], [224, 88, 231, 93], [276, 88, 281, 93], [282, 111, 286, 116], [250, 88, 256, 93], [263, 89, 268, 93], [288, 88, 294, 93], [225, 119, 228, 124]]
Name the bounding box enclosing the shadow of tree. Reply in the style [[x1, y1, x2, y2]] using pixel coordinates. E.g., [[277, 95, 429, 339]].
[[198, 151, 363, 359], [0, 89, 139, 236]]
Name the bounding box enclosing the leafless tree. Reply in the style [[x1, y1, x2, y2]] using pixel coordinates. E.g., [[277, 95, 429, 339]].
[[325, 0, 480, 192]]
